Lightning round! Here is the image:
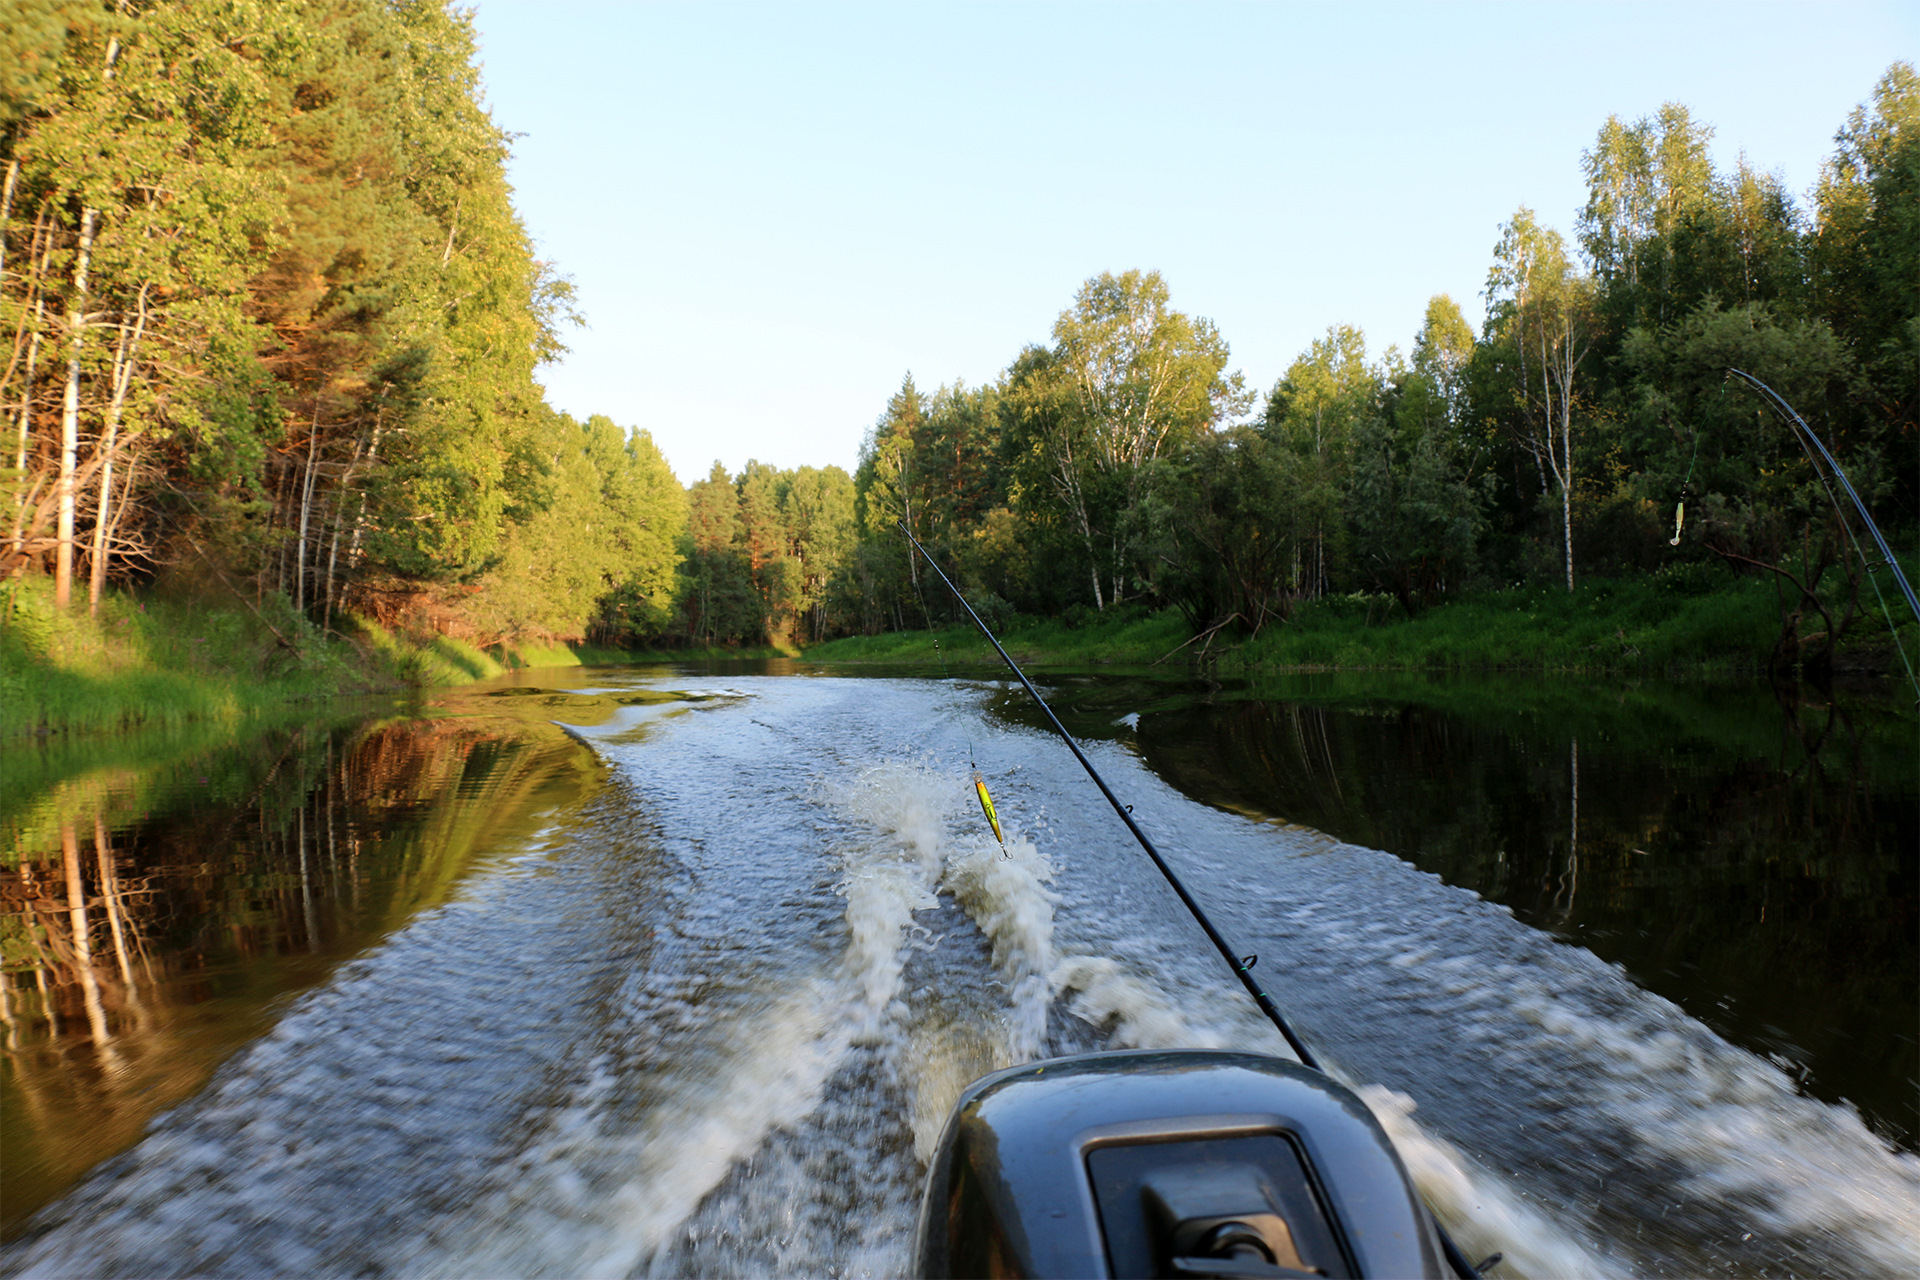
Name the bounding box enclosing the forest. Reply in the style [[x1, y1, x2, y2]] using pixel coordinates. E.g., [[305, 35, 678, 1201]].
[[2, 0, 1914, 675]]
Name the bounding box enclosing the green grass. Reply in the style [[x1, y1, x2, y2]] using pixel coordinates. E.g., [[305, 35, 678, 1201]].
[[806, 562, 1920, 681], [0, 578, 412, 740], [805, 608, 1190, 668], [1229, 571, 1782, 674], [0, 580, 534, 739]]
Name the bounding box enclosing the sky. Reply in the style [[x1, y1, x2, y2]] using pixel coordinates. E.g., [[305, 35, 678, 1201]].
[[466, 0, 1916, 484]]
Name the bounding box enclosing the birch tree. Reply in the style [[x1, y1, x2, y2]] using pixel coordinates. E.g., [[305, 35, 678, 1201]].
[[1045, 270, 1248, 609], [1260, 325, 1375, 599], [1487, 208, 1596, 591]]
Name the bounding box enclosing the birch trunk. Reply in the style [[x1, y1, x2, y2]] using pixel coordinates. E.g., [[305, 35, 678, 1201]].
[[55, 207, 96, 609], [322, 431, 367, 632], [296, 412, 321, 612], [89, 285, 149, 612], [11, 296, 44, 558], [345, 412, 383, 572], [0, 158, 16, 284]]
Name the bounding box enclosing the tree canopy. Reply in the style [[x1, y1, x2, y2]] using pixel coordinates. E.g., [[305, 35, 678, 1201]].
[[5, 24, 1910, 673]]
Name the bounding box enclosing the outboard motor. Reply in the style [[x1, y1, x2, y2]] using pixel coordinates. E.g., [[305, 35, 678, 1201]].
[[914, 1050, 1447, 1280]]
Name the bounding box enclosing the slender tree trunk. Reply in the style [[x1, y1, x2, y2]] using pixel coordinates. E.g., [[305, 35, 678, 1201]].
[[272, 453, 295, 593], [1560, 396, 1574, 593], [1083, 521, 1103, 611], [89, 284, 149, 613], [323, 492, 343, 632], [11, 297, 44, 559], [87, 434, 115, 611], [0, 157, 18, 285], [55, 207, 96, 610], [296, 411, 320, 612], [345, 412, 383, 573], [1066, 477, 1101, 610], [322, 429, 367, 630]]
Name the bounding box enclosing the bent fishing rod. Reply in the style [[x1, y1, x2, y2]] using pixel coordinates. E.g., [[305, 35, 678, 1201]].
[[897, 524, 1492, 1278], [1725, 368, 1919, 628]]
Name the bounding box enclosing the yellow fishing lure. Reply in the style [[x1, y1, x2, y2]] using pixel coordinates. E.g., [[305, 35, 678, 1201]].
[[973, 769, 1008, 856]]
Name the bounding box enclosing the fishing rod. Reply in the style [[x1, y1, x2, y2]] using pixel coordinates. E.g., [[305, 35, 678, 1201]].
[[898, 521, 1319, 1066], [1726, 368, 1920, 627]]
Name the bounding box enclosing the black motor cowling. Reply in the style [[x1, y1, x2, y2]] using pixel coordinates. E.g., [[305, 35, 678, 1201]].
[[913, 1049, 1446, 1279]]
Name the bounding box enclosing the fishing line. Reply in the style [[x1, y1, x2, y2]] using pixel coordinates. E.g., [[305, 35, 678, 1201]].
[[1671, 421, 1701, 546], [896, 520, 1491, 1278], [905, 528, 1011, 856]]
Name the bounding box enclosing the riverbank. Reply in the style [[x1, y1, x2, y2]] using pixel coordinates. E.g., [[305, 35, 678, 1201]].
[[0, 578, 786, 740], [805, 564, 1920, 681]]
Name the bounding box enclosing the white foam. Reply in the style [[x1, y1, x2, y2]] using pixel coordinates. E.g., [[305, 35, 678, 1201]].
[[941, 830, 1058, 1062], [1357, 1084, 1621, 1280], [1503, 989, 1920, 1275], [404, 978, 850, 1280], [1053, 953, 1232, 1051]]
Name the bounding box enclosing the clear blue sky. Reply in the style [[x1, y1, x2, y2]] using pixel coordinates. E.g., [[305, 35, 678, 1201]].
[[467, 0, 1916, 483]]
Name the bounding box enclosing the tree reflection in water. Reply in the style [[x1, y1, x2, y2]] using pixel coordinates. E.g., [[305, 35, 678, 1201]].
[[0, 715, 594, 1238], [1121, 678, 1917, 1152]]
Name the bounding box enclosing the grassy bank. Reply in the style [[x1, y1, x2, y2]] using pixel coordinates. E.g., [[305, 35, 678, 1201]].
[[806, 563, 1920, 680], [0, 578, 473, 739], [0, 578, 785, 740], [804, 608, 1188, 667]]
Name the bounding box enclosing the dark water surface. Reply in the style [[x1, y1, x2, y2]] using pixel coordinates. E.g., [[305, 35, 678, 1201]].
[[2, 665, 1914, 1278], [1001, 671, 1920, 1151]]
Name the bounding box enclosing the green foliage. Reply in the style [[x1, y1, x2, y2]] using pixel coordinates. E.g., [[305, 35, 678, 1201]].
[[6, 20, 1911, 700], [805, 607, 1188, 668], [802, 566, 1888, 681], [1227, 575, 1788, 674], [461, 412, 686, 644], [1152, 426, 1309, 634], [674, 457, 858, 647], [1, 0, 605, 645]]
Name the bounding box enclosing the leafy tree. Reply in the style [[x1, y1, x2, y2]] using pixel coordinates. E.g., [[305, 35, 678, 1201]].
[[1343, 310, 1488, 612], [1156, 425, 1311, 637], [1579, 103, 1716, 331], [779, 464, 855, 642], [1259, 324, 1376, 598], [1618, 300, 1861, 667], [850, 374, 930, 626], [3, 0, 293, 608], [459, 413, 684, 644], [1811, 60, 1918, 513], [1409, 295, 1476, 436], [1045, 270, 1249, 609], [678, 461, 758, 644]]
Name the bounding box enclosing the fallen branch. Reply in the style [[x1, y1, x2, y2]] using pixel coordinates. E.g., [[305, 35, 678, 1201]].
[[1153, 612, 1244, 666]]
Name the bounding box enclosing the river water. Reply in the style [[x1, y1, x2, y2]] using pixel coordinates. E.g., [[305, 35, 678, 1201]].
[[2, 665, 1915, 1278]]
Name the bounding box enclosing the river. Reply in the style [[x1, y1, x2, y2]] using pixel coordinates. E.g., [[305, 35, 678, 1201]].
[[2, 664, 1915, 1278]]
